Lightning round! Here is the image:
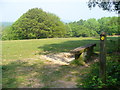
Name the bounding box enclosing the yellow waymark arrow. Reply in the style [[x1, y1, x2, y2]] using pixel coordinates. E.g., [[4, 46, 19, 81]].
[[101, 36, 105, 40]]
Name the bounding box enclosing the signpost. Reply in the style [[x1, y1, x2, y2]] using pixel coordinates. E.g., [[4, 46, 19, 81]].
[[100, 32, 106, 83]]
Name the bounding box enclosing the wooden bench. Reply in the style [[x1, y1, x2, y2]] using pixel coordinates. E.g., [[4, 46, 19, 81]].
[[70, 43, 96, 63]]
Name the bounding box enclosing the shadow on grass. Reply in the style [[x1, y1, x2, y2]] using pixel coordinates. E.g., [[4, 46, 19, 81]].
[[3, 37, 119, 88], [38, 37, 120, 55], [2, 38, 100, 88], [2, 58, 91, 88], [38, 39, 100, 55], [2, 60, 30, 88]]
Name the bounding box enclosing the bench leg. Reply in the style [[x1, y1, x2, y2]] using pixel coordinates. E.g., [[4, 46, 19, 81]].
[[75, 53, 86, 65], [84, 46, 94, 63], [75, 53, 81, 59], [73, 46, 96, 65]]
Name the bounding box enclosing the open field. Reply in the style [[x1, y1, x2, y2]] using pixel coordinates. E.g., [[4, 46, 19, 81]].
[[2, 37, 100, 60], [2, 37, 119, 88]]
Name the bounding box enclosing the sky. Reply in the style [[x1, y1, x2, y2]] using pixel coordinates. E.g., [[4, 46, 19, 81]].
[[0, 0, 118, 22]]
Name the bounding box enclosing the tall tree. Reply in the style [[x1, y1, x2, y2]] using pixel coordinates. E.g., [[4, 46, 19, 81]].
[[3, 8, 69, 40], [98, 17, 119, 35], [83, 18, 100, 34]]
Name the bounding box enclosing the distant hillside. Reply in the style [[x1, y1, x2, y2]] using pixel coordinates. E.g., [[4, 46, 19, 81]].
[[0, 22, 13, 27], [61, 19, 72, 23]]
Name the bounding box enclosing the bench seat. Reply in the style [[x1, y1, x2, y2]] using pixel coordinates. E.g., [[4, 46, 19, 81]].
[[70, 43, 96, 64], [70, 44, 96, 53]]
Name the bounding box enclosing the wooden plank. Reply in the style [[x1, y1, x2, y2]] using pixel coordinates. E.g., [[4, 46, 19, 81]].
[[70, 43, 96, 53]]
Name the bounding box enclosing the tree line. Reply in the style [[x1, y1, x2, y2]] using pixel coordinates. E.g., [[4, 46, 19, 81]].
[[68, 16, 119, 37], [1, 8, 119, 40]]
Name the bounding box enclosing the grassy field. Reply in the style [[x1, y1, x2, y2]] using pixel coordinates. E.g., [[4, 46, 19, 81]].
[[2, 37, 119, 88], [2, 37, 100, 60]]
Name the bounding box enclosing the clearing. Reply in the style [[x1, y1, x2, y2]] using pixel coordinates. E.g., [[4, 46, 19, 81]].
[[2, 37, 117, 88]]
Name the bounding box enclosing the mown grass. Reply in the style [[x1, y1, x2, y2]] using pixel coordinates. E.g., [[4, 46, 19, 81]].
[[2, 37, 119, 88], [2, 37, 100, 60]]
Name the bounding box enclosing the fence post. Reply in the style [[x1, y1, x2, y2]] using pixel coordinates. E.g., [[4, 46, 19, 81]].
[[100, 32, 106, 83]]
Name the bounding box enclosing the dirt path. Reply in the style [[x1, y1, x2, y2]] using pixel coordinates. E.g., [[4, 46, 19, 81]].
[[37, 52, 91, 88], [39, 63, 78, 88], [3, 52, 96, 88]]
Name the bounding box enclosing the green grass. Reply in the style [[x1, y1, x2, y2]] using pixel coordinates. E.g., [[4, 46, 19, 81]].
[[2, 37, 100, 61], [2, 37, 119, 88]]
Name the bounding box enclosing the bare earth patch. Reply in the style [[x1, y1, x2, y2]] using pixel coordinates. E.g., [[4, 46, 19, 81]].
[[3, 52, 97, 88], [40, 52, 74, 65], [38, 52, 79, 88]]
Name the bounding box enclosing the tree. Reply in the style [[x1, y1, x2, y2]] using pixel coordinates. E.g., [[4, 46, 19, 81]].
[[88, 0, 120, 14], [3, 8, 69, 40], [98, 17, 111, 34], [106, 16, 119, 35], [83, 18, 100, 34], [98, 17, 119, 35], [68, 19, 98, 37]]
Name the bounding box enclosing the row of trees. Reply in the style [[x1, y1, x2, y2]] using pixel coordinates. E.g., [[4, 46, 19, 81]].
[[1, 8, 119, 40], [67, 16, 119, 37]]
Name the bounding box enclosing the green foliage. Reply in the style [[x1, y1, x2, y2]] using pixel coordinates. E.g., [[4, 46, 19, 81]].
[[77, 38, 120, 88], [68, 16, 119, 37], [84, 18, 100, 34], [98, 17, 119, 35], [2, 9, 119, 40], [77, 56, 120, 88], [107, 37, 119, 53], [1, 26, 15, 40], [2, 8, 69, 40], [70, 59, 84, 66], [68, 20, 98, 37]]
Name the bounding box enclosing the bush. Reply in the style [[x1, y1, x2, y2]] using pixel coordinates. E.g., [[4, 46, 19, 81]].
[[77, 39, 120, 88]]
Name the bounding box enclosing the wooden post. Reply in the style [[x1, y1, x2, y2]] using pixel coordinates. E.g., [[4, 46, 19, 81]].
[[100, 32, 106, 83]]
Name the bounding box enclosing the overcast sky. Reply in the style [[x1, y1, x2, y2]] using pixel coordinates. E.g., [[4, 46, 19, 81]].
[[0, 0, 118, 22]]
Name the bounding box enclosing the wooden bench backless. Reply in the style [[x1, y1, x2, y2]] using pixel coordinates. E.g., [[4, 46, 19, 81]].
[[70, 43, 96, 63]]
